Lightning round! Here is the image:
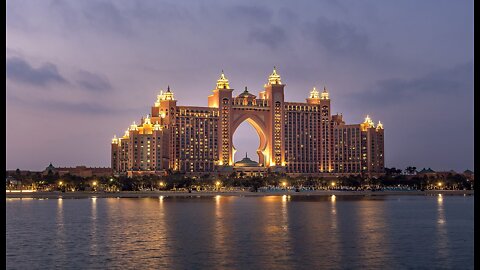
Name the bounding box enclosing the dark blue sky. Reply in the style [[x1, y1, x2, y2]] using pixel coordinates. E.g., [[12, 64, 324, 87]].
[[7, 0, 473, 172]]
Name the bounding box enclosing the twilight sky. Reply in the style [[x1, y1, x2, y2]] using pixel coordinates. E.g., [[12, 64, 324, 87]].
[[7, 0, 473, 172]]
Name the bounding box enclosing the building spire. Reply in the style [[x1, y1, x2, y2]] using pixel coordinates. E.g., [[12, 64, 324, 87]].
[[310, 86, 320, 99], [364, 115, 374, 127], [268, 66, 282, 85], [157, 85, 174, 101], [376, 121, 384, 130], [216, 70, 230, 89], [321, 85, 329, 100]]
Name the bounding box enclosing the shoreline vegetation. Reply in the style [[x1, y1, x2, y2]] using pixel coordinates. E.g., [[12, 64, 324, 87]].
[[6, 167, 474, 199], [6, 189, 474, 199]]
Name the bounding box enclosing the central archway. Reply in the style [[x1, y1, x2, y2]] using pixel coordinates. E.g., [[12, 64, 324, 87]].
[[233, 121, 259, 162], [231, 113, 268, 166]]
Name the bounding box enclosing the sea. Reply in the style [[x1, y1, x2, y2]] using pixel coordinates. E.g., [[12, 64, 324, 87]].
[[6, 194, 474, 269]]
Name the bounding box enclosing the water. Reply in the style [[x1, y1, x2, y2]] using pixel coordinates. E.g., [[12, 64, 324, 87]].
[[6, 195, 474, 269]]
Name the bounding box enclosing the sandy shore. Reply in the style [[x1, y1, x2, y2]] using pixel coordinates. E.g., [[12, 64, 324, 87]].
[[6, 189, 474, 199]]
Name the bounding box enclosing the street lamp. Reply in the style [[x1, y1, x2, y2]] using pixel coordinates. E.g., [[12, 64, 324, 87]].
[[215, 181, 221, 191], [437, 182, 443, 190], [281, 181, 287, 189]]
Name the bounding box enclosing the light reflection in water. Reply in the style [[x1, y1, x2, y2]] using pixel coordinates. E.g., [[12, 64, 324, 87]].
[[258, 196, 293, 266], [156, 196, 172, 267], [356, 199, 390, 268], [436, 194, 450, 267], [55, 197, 66, 263], [328, 194, 340, 267], [330, 195, 337, 224], [89, 196, 98, 258], [5, 195, 474, 269], [213, 195, 234, 266]]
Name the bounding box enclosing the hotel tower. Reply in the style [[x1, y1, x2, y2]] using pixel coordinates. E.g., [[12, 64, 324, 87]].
[[111, 68, 384, 176]]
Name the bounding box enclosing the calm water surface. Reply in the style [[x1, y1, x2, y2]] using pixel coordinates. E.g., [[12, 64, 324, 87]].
[[6, 195, 474, 269]]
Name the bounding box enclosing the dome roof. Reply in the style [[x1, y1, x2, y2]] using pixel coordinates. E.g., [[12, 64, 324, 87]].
[[235, 153, 259, 167], [237, 86, 256, 98]]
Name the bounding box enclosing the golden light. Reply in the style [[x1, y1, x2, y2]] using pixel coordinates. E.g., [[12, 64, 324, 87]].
[[281, 181, 287, 187], [215, 181, 221, 186], [437, 182, 443, 187], [58, 181, 63, 186], [331, 195, 336, 202], [331, 182, 336, 186], [7, 190, 36, 193], [92, 181, 98, 186], [159, 181, 165, 187]]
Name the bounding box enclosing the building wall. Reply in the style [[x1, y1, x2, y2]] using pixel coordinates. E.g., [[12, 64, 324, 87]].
[[111, 70, 385, 175], [284, 103, 321, 173], [332, 115, 384, 174], [172, 107, 219, 172]]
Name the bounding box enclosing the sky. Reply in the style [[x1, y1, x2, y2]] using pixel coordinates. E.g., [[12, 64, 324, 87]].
[[6, 0, 474, 172]]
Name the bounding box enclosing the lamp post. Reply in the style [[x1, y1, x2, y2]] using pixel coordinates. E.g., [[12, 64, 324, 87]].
[[215, 181, 221, 191]]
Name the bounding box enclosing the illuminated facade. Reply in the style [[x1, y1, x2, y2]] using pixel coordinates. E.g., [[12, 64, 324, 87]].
[[111, 68, 384, 176]]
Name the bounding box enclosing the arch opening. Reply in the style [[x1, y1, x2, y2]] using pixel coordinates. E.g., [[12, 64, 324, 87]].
[[231, 117, 267, 166]]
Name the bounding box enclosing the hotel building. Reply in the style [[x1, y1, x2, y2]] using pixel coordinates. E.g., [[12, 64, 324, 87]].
[[111, 68, 384, 176]]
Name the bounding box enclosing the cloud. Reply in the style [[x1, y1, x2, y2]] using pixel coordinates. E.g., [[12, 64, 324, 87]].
[[42, 100, 123, 114], [81, 1, 132, 36], [248, 25, 286, 50], [76, 70, 112, 91], [303, 16, 369, 56], [6, 57, 68, 86], [229, 5, 273, 24], [350, 62, 473, 106], [8, 93, 137, 115]]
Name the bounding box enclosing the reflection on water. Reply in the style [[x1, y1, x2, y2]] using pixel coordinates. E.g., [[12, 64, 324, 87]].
[[89, 197, 98, 258], [357, 199, 389, 268], [213, 195, 234, 267], [54, 198, 66, 267], [6, 195, 474, 269], [436, 194, 450, 268]]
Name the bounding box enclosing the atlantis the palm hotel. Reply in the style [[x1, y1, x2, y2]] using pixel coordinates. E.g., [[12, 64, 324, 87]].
[[111, 68, 384, 178]]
